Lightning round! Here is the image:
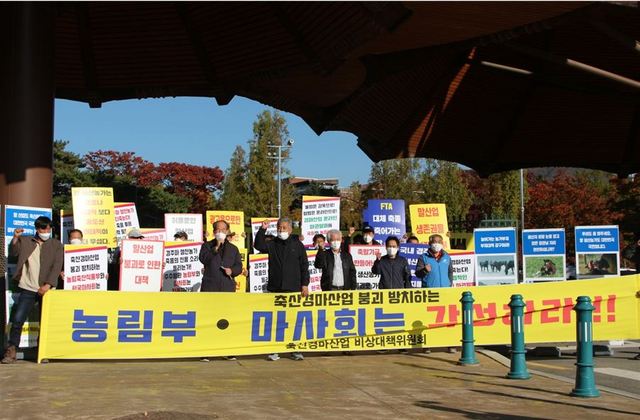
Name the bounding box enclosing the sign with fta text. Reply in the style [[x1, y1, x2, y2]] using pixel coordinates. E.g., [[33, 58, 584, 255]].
[[363, 200, 406, 243], [120, 240, 165, 291], [575, 225, 620, 279], [63, 245, 108, 291], [409, 204, 450, 249], [301, 196, 340, 247]]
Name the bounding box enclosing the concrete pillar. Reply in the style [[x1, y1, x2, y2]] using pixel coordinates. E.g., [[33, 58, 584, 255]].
[[0, 3, 55, 208]]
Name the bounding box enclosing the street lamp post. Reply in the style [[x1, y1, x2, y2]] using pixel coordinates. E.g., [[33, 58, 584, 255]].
[[268, 139, 294, 219]]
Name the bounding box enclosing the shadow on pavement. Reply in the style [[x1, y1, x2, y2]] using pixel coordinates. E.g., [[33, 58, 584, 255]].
[[414, 400, 547, 419]]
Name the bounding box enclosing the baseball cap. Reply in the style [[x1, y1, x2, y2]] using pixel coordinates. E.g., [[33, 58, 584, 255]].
[[127, 228, 145, 239]]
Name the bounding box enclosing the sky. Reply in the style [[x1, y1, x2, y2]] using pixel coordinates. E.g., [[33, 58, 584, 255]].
[[53, 96, 374, 188]]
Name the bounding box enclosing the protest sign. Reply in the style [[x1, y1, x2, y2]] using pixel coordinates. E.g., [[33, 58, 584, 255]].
[[449, 250, 476, 287], [474, 228, 518, 286], [363, 199, 406, 243], [119, 240, 164, 291], [71, 187, 117, 247], [522, 228, 566, 282], [38, 275, 640, 361], [114, 202, 140, 242], [248, 254, 269, 292], [60, 209, 74, 245], [409, 204, 450, 249], [235, 248, 248, 293], [63, 245, 108, 291], [306, 250, 322, 292], [206, 211, 245, 249], [301, 196, 340, 247], [162, 242, 203, 292], [399, 243, 429, 288], [164, 213, 203, 242], [575, 225, 620, 279], [350, 245, 386, 289], [139, 228, 166, 242], [247, 250, 321, 293], [250, 217, 278, 253]]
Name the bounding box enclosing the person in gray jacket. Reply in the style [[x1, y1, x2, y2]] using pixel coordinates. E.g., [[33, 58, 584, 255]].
[[372, 236, 412, 289]]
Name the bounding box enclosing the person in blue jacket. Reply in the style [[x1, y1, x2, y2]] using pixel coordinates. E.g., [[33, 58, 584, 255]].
[[415, 234, 453, 288], [416, 233, 456, 354]]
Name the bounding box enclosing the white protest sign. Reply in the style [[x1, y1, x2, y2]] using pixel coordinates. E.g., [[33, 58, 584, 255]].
[[349, 245, 386, 290], [248, 254, 269, 293], [114, 202, 140, 242], [301, 196, 340, 247], [162, 242, 203, 292], [63, 245, 108, 291], [164, 213, 203, 242], [449, 251, 476, 287], [139, 228, 166, 242], [250, 217, 278, 253], [119, 240, 164, 291]]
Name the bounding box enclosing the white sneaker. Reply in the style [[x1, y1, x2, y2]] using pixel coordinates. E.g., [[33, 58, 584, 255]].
[[223, 356, 237, 361], [200, 357, 210, 362], [291, 352, 304, 361], [266, 353, 280, 361]]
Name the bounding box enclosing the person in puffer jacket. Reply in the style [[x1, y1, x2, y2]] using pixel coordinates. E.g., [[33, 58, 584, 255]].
[[415, 234, 453, 288]]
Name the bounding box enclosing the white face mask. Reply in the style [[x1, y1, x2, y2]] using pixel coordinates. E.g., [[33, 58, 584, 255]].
[[214, 232, 227, 242], [386, 247, 398, 257], [363, 235, 373, 243], [38, 232, 51, 241], [278, 231, 290, 241], [330, 240, 341, 250], [70, 238, 83, 245], [431, 243, 444, 253]]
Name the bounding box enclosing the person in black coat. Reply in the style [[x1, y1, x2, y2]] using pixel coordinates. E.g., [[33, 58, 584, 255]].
[[372, 236, 412, 289], [255, 217, 310, 362], [199, 220, 243, 292], [314, 229, 357, 291], [254, 218, 310, 296]]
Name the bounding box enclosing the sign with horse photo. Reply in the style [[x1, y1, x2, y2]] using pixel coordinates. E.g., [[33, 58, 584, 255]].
[[522, 228, 566, 283]]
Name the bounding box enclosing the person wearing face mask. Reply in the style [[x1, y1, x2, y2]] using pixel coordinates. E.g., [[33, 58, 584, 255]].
[[199, 220, 243, 293], [314, 229, 357, 291], [255, 217, 310, 361], [372, 236, 412, 289], [2, 216, 63, 364], [311, 233, 326, 250], [415, 234, 453, 289]]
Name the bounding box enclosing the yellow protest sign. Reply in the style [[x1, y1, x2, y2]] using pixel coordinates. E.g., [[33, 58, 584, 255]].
[[409, 203, 450, 249], [38, 276, 640, 361], [234, 248, 248, 293], [206, 211, 245, 249], [71, 187, 117, 248]]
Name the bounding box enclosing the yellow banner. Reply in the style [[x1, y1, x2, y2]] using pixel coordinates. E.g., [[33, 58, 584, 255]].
[[205, 211, 245, 249], [71, 187, 117, 248], [409, 203, 450, 249], [38, 276, 640, 362]]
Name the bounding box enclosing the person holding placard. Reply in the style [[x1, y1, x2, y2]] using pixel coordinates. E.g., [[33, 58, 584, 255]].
[[2, 216, 63, 364], [199, 220, 243, 292], [255, 217, 310, 361], [372, 236, 412, 289]]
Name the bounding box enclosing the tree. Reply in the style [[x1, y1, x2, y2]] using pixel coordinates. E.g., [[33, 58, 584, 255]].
[[219, 145, 250, 212], [340, 182, 365, 229], [156, 162, 224, 214], [53, 140, 93, 214], [486, 170, 523, 222], [245, 110, 294, 218], [366, 158, 422, 220], [430, 161, 473, 223], [83, 150, 159, 186]]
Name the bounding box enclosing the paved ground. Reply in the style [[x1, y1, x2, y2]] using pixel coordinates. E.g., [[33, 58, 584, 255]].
[[2, 350, 639, 420]]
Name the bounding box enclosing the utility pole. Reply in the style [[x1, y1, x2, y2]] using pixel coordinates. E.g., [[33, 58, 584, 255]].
[[268, 139, 294, 219]]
